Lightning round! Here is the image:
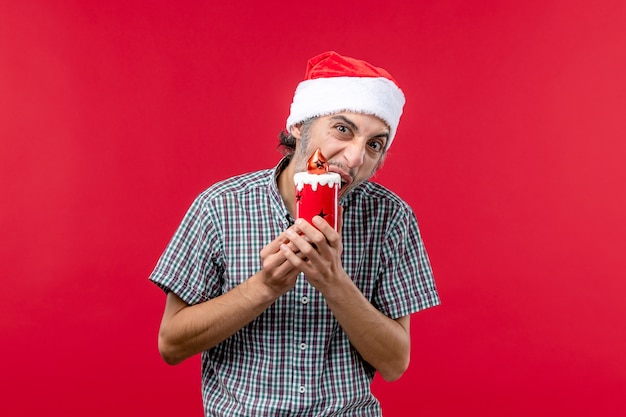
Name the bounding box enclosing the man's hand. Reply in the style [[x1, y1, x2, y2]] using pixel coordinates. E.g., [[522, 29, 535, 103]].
[[280, 209, 347, 293], [158, 225, 310, 365], [259, 226, 307, 297]]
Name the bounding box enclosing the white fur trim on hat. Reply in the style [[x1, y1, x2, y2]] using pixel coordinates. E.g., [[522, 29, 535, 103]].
[[286, 76, 406, 149]]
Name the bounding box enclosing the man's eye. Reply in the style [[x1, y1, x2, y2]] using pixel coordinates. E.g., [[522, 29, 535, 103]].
[[336, 125, 349, 134], [368, 141, 383, 152]]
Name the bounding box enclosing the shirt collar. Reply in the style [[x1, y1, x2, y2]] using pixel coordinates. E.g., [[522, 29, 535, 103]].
[[267, 155, 295, 228]]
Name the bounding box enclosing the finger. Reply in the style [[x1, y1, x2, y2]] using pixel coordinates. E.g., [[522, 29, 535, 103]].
[[287, 222, 324, 260], [262, 250, 291, 272], [263, 237, 307, 266], [280, 242, 313, 274], [260, 227, 301, 258], [272, 259, 298, 278], [262, 248, 304, 280], [311, 215, 341, 249]]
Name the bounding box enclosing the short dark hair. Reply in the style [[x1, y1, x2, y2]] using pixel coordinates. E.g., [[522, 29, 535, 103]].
[[277, 129, 296, 156]]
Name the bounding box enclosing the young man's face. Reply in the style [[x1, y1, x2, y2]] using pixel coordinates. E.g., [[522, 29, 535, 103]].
[[291, 112, 390, 197]]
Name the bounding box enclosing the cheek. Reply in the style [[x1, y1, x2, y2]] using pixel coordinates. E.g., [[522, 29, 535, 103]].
[[322, 141, 347, 160], [361, 158, 380, 177]]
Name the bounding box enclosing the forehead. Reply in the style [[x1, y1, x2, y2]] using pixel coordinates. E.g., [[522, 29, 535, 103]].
[[319, 112, 390, 132]]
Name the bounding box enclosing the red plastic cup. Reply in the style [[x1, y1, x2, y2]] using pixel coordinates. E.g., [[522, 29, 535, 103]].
[[294, 172, 341, 230]]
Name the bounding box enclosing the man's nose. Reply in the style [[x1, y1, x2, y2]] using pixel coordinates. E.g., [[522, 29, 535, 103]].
[[343, 141, 366, 169]]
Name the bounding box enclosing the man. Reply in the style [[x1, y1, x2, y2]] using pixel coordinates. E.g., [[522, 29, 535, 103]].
[[150, 51, 440, 416]]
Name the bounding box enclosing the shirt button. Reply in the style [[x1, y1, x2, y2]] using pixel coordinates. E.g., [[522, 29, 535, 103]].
[[298, 386, 306, 394], [300, 296, 309, 304], [299, 343, 307, 351]]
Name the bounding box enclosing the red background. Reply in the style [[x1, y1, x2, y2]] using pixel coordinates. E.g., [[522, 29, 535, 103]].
[[1, 1, 625, 416]]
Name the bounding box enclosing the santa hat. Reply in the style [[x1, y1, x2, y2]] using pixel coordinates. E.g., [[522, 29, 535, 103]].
[[286, 51, 406, 149]]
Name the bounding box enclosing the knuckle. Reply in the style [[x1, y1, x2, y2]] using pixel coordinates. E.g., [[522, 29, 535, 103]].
[[300, 244, 315, 256]]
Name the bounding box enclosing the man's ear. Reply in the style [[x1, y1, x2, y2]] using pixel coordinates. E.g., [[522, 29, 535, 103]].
[[290, 124, 302, 140]]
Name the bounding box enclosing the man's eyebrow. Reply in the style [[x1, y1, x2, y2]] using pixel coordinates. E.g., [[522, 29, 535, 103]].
[[329, 115, 359, 132]]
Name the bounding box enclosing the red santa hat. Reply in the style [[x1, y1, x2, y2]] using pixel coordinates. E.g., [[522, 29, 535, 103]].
[[286, 51, 406, 149]]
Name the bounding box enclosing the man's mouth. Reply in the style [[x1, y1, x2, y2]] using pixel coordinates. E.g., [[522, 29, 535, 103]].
[[328, 165, 353, 190]]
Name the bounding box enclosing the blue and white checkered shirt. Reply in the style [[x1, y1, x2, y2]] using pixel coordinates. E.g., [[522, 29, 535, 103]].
[[150, 157, 440, 416]]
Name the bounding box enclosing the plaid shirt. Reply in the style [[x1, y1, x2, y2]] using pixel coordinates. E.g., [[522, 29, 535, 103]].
[[150, 157, 439, 416]]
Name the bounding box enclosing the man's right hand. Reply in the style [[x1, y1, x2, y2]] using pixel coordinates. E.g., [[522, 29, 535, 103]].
[[157, 227, 306, 365], [257, 226, 304, 298]]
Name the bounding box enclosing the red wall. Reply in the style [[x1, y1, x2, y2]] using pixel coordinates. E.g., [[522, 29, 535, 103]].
[[1, 1, 625, 416]]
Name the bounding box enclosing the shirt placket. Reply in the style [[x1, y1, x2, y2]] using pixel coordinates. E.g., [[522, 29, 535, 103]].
[[290, 272, 318, 411]]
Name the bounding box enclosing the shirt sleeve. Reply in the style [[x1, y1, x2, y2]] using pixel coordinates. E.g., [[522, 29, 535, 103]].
[[373, 204, 440, 319], [148, 193, 224, 305]]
